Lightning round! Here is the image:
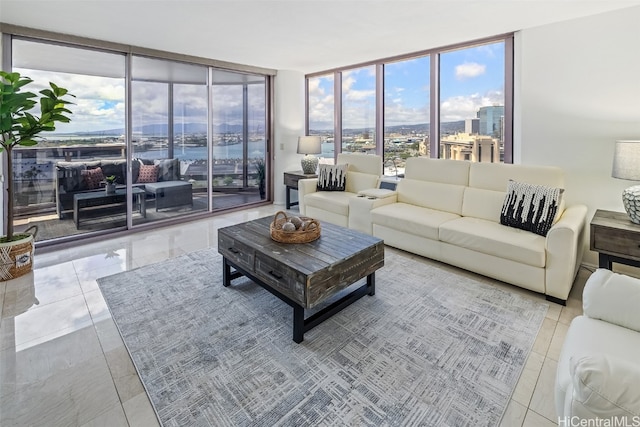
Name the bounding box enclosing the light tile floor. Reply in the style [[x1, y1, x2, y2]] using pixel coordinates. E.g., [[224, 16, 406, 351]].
[[0, 204, 590, 426]]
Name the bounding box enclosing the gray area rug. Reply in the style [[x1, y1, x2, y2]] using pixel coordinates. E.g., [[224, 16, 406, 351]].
[[97, 248, 548, 426]]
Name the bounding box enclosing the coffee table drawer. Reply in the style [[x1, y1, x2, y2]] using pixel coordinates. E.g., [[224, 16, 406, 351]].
[[254, 252, 306, 306], [218, 234, 255, 271]]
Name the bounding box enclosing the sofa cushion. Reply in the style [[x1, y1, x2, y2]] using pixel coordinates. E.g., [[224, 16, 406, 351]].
[[154, 158, 180, 181], [583, 269, 640, 333], [397, 178, 466, 215], [439, 217, 546, 267], [371, 202, 460, 240], [345, 171, 378, 194], [404, 157, 470, 185], [138, 164, 159, 183], [305, 191, 356, 217], [81, 167, 104, 190], [568, 354, 640, 419], [337, 153, 381, 175], [468, 162, 565, 192], [99, 160, 126, 184], [317, 164, 348, 191], [56, 161, 101, 192], [461, 187, 506, 223], [556, 316, 640, 419], [500, 180, 563, 237]]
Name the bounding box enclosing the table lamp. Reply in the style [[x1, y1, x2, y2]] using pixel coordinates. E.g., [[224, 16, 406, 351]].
[[297, 136, 322, 174], [612, 140, 640, 224]]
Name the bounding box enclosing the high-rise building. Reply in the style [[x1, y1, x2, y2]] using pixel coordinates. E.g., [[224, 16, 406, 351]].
[[465, 118, 480, 134], [477, 106, 504, 139]]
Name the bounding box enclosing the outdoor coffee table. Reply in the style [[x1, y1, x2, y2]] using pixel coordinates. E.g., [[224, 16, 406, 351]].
[[73, 187, 146, 229], [218, 214, 384, 343]]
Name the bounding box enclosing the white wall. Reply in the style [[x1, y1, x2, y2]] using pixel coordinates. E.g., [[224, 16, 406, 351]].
[[516, 5, 640, 266], [272, 70, 306, 206]]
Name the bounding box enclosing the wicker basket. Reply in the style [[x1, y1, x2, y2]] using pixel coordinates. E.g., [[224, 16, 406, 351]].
[[0, 225, 38, 280], [270, 211, 321, 244]]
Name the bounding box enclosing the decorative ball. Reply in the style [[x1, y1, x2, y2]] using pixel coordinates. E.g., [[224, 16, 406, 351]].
[[300, 221, 309, 230], [289, 216, 303, 229], [306, 222, 317, 230], [282, 222, 296, 232]]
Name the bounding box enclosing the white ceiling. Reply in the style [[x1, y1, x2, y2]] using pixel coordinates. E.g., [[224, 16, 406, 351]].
[[2, 0, 640, 74]]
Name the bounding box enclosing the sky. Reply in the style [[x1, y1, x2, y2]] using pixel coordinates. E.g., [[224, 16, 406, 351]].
[[14, 40, 504, 135], [13, 69, 265, 135], [308, 41, 505, 131]]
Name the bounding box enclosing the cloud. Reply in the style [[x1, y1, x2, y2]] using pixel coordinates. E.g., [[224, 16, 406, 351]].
[[455, 62, 486, 80], [440, 89, 503, 122]]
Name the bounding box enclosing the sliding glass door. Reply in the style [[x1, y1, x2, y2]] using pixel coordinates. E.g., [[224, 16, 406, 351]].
[[131, 56, 208, 225], [211, 71, 267, 210], [11, 39, 126, 240], [7, 35, 272, 244]]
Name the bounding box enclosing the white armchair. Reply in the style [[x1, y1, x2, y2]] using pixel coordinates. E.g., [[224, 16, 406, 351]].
[[555, 269, 640, 421]]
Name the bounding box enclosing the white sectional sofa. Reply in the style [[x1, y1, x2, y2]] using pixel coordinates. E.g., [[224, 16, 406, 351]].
[[371, 157, 587, 304], [300, 156, 587, 304], [556, 269, 640, 421]]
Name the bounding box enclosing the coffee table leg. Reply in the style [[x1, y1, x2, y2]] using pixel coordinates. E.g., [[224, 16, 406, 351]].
[[293, 305, 304, 343], [223, 258, 231, 287], [367, 272, 376, 296]]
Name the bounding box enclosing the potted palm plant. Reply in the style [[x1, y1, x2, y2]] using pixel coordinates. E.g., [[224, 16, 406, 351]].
[[0, 71, 74, 279]]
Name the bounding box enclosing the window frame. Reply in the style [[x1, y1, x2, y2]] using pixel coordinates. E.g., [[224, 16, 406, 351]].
[[306, 33, 514, 164]]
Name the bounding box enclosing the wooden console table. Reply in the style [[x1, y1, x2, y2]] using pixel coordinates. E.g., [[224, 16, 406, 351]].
[[590, 209, 640, 269], [284, 171, 317, 209]]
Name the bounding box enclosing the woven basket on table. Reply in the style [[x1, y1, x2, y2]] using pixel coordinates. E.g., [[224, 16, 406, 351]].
[[270, 211, 321, 243]]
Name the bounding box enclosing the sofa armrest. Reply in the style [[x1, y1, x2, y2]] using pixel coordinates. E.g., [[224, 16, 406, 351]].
[[545, 204, 588, 301], [567, 354, 640, 419], [583, 269, 640, 332], [297, 178, 318, 215]]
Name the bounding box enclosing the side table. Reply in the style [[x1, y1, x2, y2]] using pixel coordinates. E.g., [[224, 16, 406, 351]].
[[590, 209, 640, 269], [284, 171, 317, 209]]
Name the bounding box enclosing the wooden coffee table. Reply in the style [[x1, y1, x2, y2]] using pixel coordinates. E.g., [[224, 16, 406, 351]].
[[218, 214, 384, 343]]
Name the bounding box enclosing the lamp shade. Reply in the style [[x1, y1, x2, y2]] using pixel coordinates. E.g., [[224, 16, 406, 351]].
[[612, 140, 640, 181], [297, 136, 322, 155]]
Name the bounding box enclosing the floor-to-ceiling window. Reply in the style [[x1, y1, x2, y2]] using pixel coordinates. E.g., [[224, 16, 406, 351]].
[[131, 56, 208, 225], [341, 66, 376, 154], [439, 41, 506, 162], [307, 74, 335, 161], [211, 70, 267, 211], [383, 56, 430, 177], [11, 38, 127, 240], [4, 29, 273, 245], [306, 35, 512, 166]]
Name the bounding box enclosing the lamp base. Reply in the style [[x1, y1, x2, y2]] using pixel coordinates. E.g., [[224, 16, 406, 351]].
[[622, 185, 640, 224], [301, 155, 319, 175]]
